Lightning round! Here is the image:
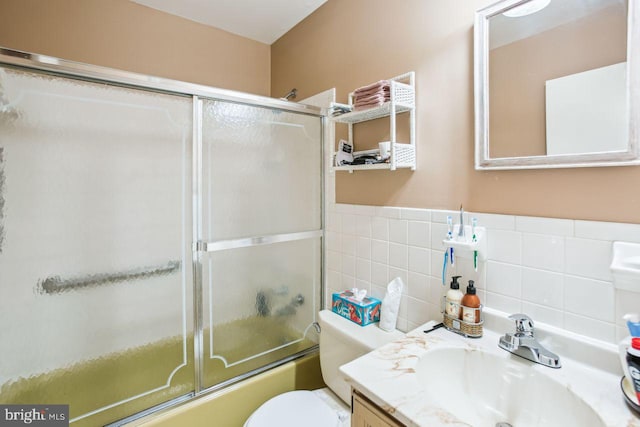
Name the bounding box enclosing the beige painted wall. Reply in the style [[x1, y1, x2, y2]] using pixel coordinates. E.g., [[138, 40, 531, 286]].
[[272, 0, 640, 224], [1, 0, 638, 223], [489, 5, 626, 158], [0, 0, 270, 95]]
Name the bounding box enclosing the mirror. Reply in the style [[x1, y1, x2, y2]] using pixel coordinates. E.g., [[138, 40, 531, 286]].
[[475, 0, 639, 169]]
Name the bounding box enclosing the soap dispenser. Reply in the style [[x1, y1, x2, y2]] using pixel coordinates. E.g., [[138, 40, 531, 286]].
[[461, 280, 481, 323], [445, 276, 463, 319]]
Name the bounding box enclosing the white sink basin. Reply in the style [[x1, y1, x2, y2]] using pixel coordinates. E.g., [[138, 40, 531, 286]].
[[415, 347, 606, 427]]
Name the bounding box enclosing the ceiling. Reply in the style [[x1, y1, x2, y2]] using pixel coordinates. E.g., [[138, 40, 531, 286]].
[[131, 0, 327, 44]]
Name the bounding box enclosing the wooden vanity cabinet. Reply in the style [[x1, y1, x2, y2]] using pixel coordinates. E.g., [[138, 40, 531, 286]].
[[351, 389, 405, 427]]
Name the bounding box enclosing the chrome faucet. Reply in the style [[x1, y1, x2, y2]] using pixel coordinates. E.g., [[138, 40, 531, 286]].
[[498, 314, 561, 368]]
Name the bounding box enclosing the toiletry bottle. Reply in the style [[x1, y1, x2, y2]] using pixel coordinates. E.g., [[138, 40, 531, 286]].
[[445, 276, 463, 319], [461, 280, 481, 323], [619, 313, 640, 382], [626, 338, 640, 401]]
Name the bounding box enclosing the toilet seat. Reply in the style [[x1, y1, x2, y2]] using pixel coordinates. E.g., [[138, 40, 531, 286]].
[[244, 390, 340, 427]]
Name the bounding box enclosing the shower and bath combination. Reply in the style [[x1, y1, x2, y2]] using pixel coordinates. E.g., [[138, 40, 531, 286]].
[[0, 47, 324, 426]]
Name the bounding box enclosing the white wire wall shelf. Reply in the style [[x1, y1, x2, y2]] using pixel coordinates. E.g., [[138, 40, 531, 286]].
[[330, 71, 416, 172]]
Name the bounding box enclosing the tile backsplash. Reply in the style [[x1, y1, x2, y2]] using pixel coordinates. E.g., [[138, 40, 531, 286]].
[[324, 203, 640, 345]]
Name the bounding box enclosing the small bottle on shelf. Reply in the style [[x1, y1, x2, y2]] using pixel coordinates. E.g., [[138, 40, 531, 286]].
[[461, 280, 481, 324], [626, 338, 640, 402], [445, 276, 463, 319]]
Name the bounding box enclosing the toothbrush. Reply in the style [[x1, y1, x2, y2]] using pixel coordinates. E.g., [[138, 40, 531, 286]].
[[445, 216, 454, 273], [471, 218, 477, 243], [442, 250, 449, 285], [457, 205, 465, 239], [473, 250, 478, 272], [471, 217, 478, 271], [450, 247, 455, 266]]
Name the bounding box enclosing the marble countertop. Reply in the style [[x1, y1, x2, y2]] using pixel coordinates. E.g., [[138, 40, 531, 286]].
[[340, 323, 640, 427]]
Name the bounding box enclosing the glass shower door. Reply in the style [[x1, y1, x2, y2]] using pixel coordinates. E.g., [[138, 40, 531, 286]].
[[197, 99, 323, 389], [0, 66, 194, 426]]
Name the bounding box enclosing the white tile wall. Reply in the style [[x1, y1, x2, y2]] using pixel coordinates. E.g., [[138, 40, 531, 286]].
[[488, 230, 522, 264], [521, 267, 564, 309], [563, 275, 614, 323], [371, 218, 389, 241], [389, 219, 408, 244], [389, 243, 408, 269], [565, 238, 612, 281], [324, 203, 640, 345], [486, 261, 521, 298], [371, 240, 389, 264], [522, 233, 565, 272], [356, 237, 371, 260], [408, 221, 431, 248]]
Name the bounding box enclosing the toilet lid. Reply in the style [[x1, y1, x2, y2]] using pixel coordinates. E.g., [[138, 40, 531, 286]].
[[244, 390, 340, 427]]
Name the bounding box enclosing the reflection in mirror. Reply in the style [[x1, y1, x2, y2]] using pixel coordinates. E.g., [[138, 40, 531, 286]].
[[475, 0, 639, 169]]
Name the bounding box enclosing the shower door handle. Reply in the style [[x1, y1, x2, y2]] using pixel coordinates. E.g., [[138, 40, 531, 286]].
[[38, 260, 182, 294]]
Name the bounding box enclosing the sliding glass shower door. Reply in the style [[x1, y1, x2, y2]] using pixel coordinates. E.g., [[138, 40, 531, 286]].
[[0, 66, 194, 426], [197, 99, 323, 389], [0, 48, 324, 426]]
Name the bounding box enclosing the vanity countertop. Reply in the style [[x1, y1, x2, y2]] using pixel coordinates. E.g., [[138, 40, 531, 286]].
[[340, 324, 640, 427]]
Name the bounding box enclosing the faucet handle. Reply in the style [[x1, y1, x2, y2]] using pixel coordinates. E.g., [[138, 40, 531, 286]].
[[508, 313, 534, 335]]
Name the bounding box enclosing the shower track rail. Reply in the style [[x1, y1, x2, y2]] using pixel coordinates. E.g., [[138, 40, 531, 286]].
[[196, 230, 323, 252], [0, 48, 323, 116]]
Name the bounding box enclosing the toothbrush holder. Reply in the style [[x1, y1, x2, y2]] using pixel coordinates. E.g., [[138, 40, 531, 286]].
[[442, 225, 487, 261]]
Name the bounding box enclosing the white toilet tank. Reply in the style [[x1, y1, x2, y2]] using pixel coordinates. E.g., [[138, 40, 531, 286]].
[[318, 309, 404, 404]]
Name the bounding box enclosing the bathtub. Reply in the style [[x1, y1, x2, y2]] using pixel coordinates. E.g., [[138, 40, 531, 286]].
[[1, 316, 319, 426], [126, 352, 324, 427]]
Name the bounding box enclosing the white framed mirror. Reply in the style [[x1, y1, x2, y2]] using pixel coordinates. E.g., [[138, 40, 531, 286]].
[[475, 0, 640, 170]]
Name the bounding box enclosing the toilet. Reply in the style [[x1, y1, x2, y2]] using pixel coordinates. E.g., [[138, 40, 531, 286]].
[[244, 309, 404, 427]]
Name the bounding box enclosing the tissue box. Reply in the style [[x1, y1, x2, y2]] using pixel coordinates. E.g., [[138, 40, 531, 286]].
[[331, 291, 381, 326]]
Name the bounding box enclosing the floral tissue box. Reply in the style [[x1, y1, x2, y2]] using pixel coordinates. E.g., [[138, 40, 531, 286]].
[[331, 291, 381, 326]]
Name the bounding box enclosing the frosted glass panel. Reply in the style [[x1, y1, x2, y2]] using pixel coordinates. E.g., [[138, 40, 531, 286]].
[[201, 238, 321, 388], [199, 99, 323, 389], [201, 100, 322, 241], [0, 67, 193, 426]]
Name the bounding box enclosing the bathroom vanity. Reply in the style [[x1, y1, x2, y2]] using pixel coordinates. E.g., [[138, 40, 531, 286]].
[[351, 389, 403, 427], [341, 312, 639, 427]]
